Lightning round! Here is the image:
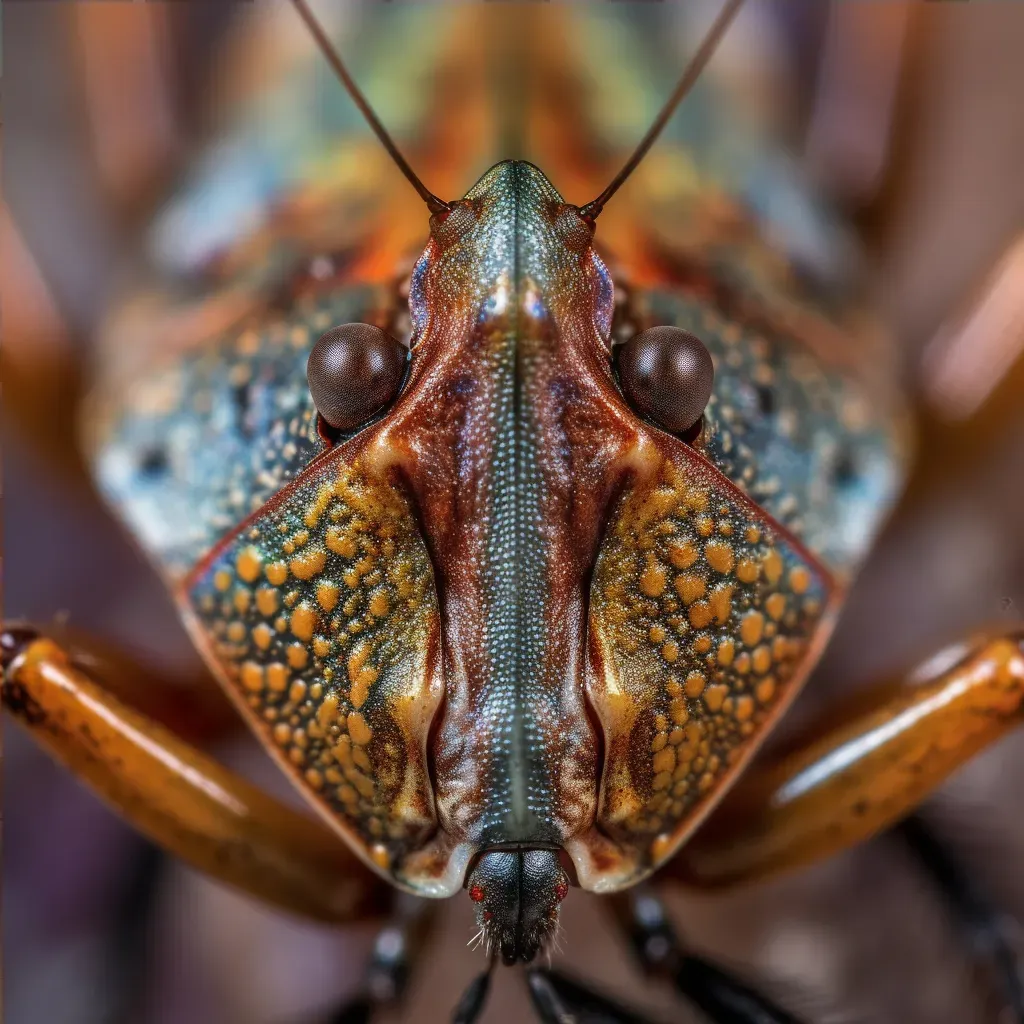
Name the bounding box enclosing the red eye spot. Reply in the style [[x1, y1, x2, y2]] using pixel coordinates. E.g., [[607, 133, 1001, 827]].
[[469, 884, 485, 903], [483, 911, 493, 921], [555, 878, 569, 902]]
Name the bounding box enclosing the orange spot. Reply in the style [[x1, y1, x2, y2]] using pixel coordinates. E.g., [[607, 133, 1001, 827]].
[[213, 570, 232, 592], [661, 642, 679, 663], [740, 611, 764, 647], [653, 748, 676, 773], [326, 526, 358, 558], [287, 643, 309, 670], [241, 662, 264, 692], [789, 566, 811, 594], [266, 562, 289, 586], [252, 624, 273, 650], [348, 712, 373, 746], [688, 601, 712, 629], [675, 574, 706, 604], [236, 547, 263, 583], [756, 676, 777, 703], [685, 672, 706, 698], [763, 549, 783, 585], [669, 698, 689, 725], [313, 636, 332, 658], [267, 663, 289, 692], [708, 584, 734, 625], [717, 640, 735, 667], [256, 587, 279, 617], [290, 603, 317, 642], [640, 563, 667, 598], [704, 541, 735, 575], [765, 593, 787, 621], [368, 591, 390, 618], [317, 694, 340, 726], [736, 558, 760, 584], [668, 540, 699, 569], [290, 547, 327, 581], [734, 695, 755, 722], [289, 680, 307, 702], [704, 684, 728, 712], [752, 645, 773, 675]]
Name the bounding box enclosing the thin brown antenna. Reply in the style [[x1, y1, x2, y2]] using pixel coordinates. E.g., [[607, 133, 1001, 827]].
[[580, 0, 745, 222], [289, 0, 450, 214]]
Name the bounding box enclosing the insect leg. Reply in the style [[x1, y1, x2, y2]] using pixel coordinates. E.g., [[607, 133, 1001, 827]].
[[2, 625, 391, 924], [894, 815, 1024, 1023], [320, 897, 438, 1024], [663, 629, 1024, 889], [606, 889, 805, 1024]]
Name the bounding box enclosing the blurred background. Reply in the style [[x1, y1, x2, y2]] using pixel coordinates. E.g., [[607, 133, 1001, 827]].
[[4, 2, 1024, 1023]]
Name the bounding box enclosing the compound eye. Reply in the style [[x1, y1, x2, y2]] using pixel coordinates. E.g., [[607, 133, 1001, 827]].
[[617, 326, 714, 436], [307, 323, 406, 432]]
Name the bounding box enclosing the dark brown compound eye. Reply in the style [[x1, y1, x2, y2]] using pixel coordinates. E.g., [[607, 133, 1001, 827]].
[[307, 323, 406, 432], [617, 326, 714, 435]]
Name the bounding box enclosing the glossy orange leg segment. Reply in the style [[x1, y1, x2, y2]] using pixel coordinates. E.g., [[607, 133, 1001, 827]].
[[2, 628, 391, 923], [668, 630, 1024, 889]]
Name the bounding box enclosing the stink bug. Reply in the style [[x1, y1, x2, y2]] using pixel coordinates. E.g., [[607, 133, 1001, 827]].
[[6, 2, 1024, 1022]]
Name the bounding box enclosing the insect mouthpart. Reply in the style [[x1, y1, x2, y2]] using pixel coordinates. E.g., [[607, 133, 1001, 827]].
[[465, 848, 570, 966]]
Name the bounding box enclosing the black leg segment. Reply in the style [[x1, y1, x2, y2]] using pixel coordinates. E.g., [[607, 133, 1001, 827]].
[[608, 888, 806, 1024], [895, 814, 1024, 1024]]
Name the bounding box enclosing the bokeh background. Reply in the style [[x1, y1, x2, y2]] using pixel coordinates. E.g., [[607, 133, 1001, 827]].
[[4, 2, 1024, 1023]]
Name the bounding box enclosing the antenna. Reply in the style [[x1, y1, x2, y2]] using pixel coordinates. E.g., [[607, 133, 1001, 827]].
[[289, 0, 450, 215], [580, 0, 745, 222]]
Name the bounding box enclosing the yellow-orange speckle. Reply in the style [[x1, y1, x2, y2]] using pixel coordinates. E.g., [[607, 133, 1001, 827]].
[[266, 562, 289, 586], [756, 676, 777, 704], [368, 591, 390, 618], [708, 584, 734, 625], [688, 601, 712, 629], [267, 663, 289, 692], [653, 747, 676, 774], [236, 547, 263, 583], [790, 566, 811, 594], [736, 558, 760, 584], [684, 672, 706, 698], [252, 624, 273, 650], [763, 549, 783, 584], [704, 541, 735, 575], [765, 593, 787, 621], [241, 662, 264, 692], [287, 643, 309, 670], [734, 695, 755, 722], [740, 611, 764, 647], [213, 570, 232, 592], [316, 581, 340, 612], [704, 684, 728, 712], [752, 645, 773, 675], [348, 712, 373, 746], [668, 540, 699, 569], [291, 547, 327, 581], [256, 587, 279, 617], [675, 575, 706, 605], [290, 603, 317, 642]]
